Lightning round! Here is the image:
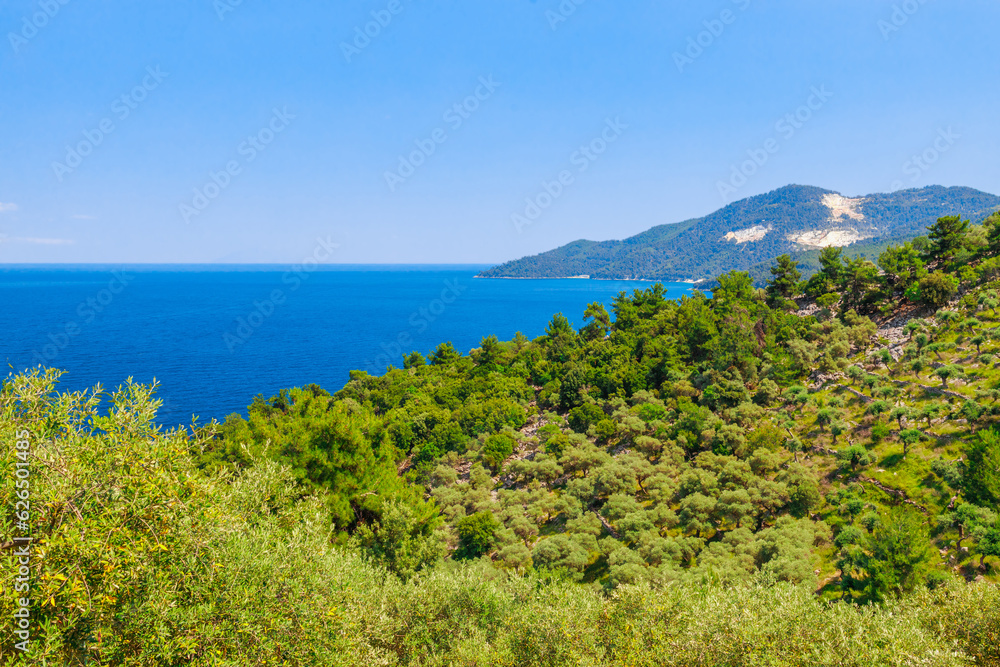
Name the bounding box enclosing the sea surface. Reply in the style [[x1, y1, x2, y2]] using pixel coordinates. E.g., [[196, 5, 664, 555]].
[[0, 265, 694, 425]]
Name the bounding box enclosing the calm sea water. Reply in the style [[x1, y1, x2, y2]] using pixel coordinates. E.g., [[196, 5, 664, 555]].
[[0, 265, 693, 425]]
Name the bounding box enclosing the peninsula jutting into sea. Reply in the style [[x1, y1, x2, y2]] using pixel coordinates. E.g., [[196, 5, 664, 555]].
[[480, 185, 1000, 282]]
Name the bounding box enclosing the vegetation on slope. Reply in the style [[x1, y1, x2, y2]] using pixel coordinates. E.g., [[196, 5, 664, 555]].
[[4, 211, 1000, 663], [2, 370, 1000, 665]]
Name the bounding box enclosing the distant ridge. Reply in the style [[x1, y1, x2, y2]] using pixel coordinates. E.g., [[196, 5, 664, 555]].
[[478, 185, 1000, 282]]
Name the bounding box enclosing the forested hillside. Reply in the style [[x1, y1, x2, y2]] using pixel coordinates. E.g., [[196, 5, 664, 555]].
[[480, 185, 1000, 281], [4, 212, 1000, 664]]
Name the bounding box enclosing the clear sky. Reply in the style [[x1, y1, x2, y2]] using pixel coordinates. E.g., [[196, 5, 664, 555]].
[[1, 0, 998, 264]]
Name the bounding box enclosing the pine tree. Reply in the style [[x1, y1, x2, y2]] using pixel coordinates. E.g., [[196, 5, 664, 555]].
[[986, 212, 1000, 255], [863, 508, 930, 601], [765, 254, 802, 308], [966, 429, 1000, 506], [924, 215, 970, 264]]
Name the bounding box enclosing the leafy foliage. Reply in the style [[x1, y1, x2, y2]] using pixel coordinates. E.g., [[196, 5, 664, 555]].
[[200, 384, 433, 534], [967, 429, 1000, 506], [1, 368, 997, 665]]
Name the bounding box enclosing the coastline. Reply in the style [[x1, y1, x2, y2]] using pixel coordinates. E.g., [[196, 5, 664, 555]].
[[474, 274, 703, 286]]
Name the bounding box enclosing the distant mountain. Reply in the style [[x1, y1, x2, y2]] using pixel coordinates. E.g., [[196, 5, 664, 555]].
[[478, 185, 1000, 282]]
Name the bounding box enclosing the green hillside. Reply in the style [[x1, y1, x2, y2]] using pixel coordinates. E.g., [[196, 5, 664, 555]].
[[480, 185, 1000, 282], [5, 212, 1000, 664]]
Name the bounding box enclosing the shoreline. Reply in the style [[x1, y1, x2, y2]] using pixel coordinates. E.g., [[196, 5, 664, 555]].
[[474, 274, 704, 285]]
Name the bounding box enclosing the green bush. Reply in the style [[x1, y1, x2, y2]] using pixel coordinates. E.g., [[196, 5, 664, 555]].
[[568, 403, 605, 433], [481, 432, 517, 470], [456, 511, 500, 559], [593, 418, 617, 442], [838, 444, 873, 471], [916, 271, 960, 307], [966, 428, 1000, 506], [870, 420, 891, 443]]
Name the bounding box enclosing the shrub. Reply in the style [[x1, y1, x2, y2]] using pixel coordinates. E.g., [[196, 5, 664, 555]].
[[456, 511, 500, 559], [966, 429, 1000, 506], [567, 403, 605, 433], [481, 432, 517, 470], [838, 444, 873, 471], [592, 418, 617, 442], [870, 420, 891, 444], [916, 271, 960, 307]]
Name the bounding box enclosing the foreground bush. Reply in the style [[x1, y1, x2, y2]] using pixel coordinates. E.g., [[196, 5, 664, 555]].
[[2, 369, 999, 666]]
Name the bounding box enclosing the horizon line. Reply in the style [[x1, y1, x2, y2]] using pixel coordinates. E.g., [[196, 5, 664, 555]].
[[0, 262, 497, 267]]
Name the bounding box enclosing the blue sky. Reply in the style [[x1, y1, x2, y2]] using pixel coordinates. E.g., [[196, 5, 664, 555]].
[[1, 0, 998, 264]]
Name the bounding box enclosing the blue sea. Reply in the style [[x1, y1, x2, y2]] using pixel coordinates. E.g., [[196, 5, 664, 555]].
[[0, 266, 693, 425]]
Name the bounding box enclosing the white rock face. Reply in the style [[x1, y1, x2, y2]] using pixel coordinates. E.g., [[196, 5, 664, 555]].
[[788, 228, 869, 248], [786, 193, 874, 248], [723, 225, 770, 244], [822, 193, 866, 222]]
